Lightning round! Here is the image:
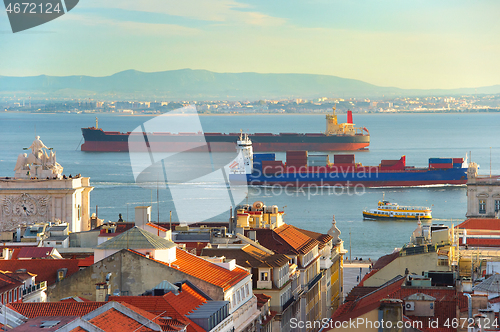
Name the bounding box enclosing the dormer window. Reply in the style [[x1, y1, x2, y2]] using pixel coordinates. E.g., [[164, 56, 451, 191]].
[[261, 272, 269, 281], [57, 268, 67, 282]]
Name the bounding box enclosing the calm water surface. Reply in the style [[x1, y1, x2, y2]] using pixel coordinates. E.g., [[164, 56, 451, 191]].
[[0, 112, 499, 258]]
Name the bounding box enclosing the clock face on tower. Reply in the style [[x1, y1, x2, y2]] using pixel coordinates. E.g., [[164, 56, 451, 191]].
[[12, 194, 37, 217], [15, 201, 36, 216]]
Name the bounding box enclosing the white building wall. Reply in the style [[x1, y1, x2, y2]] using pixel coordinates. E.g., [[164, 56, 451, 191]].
[[0, 178, 93, 233]]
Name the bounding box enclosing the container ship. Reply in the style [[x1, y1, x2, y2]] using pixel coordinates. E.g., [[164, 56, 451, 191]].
[[80, 108, 369, 152], [229, 135, 470, 187]]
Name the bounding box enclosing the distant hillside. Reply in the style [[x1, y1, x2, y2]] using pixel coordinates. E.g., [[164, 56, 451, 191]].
[[0, 69, 499, 100]]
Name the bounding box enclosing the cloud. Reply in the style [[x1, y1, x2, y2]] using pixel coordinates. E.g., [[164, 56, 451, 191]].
[[65, 13, 201, 36], [83, 0, 286, 27]]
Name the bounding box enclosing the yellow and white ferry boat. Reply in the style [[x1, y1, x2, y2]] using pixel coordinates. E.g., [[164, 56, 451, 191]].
[[362, 199, 432, 220]]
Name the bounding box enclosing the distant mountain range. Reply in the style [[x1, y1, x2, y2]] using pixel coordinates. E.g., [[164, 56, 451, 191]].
[[1, 69, 499, 100]]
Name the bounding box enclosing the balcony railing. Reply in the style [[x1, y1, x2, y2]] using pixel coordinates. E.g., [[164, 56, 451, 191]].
[[22, 281, 47, 296]]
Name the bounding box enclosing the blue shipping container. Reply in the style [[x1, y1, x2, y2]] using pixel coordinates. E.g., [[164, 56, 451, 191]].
[[254, 153, 276, 161], [429, 158, 452, 164]]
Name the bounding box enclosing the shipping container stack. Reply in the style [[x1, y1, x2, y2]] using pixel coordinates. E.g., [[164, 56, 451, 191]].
[[286, 151, 308, 171], [307, 154, 330, 167]]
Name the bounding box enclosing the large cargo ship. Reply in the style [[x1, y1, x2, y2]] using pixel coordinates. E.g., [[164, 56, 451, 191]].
[[80, 109, 369, 152], [228, 135, 470, 187]]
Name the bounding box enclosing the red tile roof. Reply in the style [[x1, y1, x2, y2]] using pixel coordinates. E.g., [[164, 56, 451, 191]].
[[173, 248, 249, 291], [0, 272, 23, 293], [60, 296, 91, 303], [457, 218, 500, 231], [292, 227, 333, 249], [77, 256, 94, 268], [255, 293, 272, 309], [130, 249, 249, 292], [248, 225, 320, 256], [274, 225, 320, 254], [69, 327, 87, 332], [109, 284, 206, 317], [109, 284, 207, 332], [8, 302, 106, 318], [332, 276, 467, 332], [373, 251, 399, 270], [145, 223, 169, 233], [359, 269, 379, 286], [0, 259, 80, 286], [88, 308, 156, 332], [16, 247, 55, 259]]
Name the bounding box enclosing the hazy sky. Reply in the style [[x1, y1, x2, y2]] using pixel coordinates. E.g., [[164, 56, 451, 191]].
[[1, 0, 499, 89]]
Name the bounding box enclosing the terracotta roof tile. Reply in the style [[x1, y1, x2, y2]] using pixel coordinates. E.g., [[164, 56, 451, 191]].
[[457, 218, 500, 231], [173, 249, 249, 291], [201, 245, 289, 269], [0, 259, 80, 286], [88, 308, 155, 332], [332, 277, 466, 332], [373, 251, 399, 270], [0, 272, 23, 293], [16, 247, 55, 259], [69, 327, 88, 332], [8, 302, 106, 318], [248, 226, 320, 256], [274, 225, 320, 254], [77, 256, 94, 268], [109, 284, 207, 332], [130, 248, 248, 292], [255, 293, 272, 309], [291, 227, 333, 249]]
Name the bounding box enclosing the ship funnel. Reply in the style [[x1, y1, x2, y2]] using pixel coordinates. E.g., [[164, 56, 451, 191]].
[[347, 110, 353, 124]]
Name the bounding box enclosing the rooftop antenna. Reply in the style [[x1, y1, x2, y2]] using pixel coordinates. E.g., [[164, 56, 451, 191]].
[[157, 179, 160, 236], [169, 211, 172, 234], [96, 117, 98, 129], [490, 147, 492, 178]]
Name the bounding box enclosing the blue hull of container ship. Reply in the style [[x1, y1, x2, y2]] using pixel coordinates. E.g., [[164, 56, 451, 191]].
[[231, 167, 467, 187]]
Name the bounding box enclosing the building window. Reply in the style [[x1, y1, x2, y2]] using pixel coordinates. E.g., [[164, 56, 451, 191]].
[[8, 291, 11, 303], [479, 200, 486, 214], [261, 272, 269, 281], [245, 284, 249, 297], [495, 200, 500, 212], [232, 294, 236, 304]]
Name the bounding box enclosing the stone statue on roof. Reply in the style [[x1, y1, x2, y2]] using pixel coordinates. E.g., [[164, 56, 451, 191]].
[[27, 136, 49, 160], [15, 136, 63, 179]]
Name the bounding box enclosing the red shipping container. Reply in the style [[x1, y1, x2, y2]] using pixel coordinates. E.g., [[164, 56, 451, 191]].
[[452, 158, 464, 164], [429, 163, 453, 169], [334, 155, 355, 164]]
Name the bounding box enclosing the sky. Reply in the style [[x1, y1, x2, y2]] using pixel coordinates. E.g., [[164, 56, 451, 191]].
[[1, 0, 500, 89]]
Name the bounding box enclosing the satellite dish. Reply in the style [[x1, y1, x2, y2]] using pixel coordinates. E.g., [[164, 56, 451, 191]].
[[253, 201, 264, 210], [113, 289, 121, 296]]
